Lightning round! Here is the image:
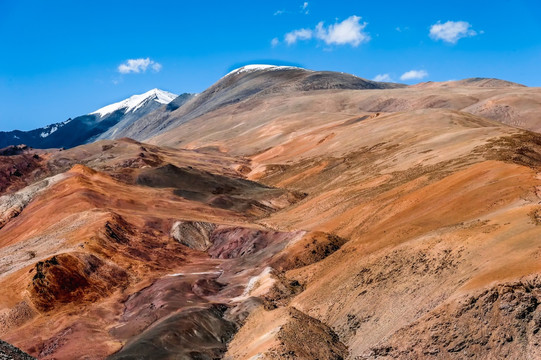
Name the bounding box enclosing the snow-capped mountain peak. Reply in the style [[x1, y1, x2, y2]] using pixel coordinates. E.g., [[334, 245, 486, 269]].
[[225, 64, 307, 77], [91, 88, 178, 117]]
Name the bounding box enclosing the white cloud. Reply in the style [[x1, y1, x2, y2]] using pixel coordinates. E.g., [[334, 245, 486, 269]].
[[275, 2, 309, 16], [285, 28, 313, 45], [117, 58, 162, 74], [302, 2, 309, 14], [373, 73, 392, 82], [315, 16, 370, 47], [400, 70, 428, 81], [281, 15, 370, 47], [429, 21, 477, 44], [271, 37, 280, 47]]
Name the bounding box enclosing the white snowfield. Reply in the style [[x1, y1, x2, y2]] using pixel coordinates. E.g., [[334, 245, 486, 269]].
[[91, 88, 178, 117], [225, 64, 308, 77]]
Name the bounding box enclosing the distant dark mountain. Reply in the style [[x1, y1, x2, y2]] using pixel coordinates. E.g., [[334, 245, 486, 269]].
[[101, 64, 406, 141], [94, 93, 195, 142], [0, 89, 178, 149]]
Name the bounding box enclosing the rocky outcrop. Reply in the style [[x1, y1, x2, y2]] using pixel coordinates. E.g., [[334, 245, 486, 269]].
[[208, 228, 305, 259], [170, 221, 216, 251], [169, 220, 306, 256], [225, 306, 347, 360], [28, 253, 129, 312], [362, 276, 541, 359], [0, 149, 47, 196], [0, 173, 66, 229], [108, 305, 236, 360], [0, 339, 35, 360], [269, 231, 348, 271]]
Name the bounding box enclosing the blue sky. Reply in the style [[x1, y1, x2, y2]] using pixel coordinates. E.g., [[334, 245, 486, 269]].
[[1, 0, 540, 131]]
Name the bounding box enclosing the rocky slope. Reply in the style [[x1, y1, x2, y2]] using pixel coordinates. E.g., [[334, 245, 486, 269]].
[[1, 67, 541, 359], [148, 77, 541, 151], [0, 339, 34, 360]]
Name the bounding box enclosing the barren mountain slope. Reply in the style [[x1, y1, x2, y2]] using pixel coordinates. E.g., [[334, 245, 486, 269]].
[[1, 69, 541, 360], [241, 114, 541, 358], [148, 79, 541, 150], [0, 139, 316, 359], [413, 77, 526, 89], [146, 79, 541, 359], [111, 66, 405, 142]]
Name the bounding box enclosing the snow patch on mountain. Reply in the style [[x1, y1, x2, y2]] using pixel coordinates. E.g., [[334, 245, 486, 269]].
[[39, 118, 72, 138], [40, 126, 57, 138], [91, 89, 178, 117], [225, 64, 307, 77]]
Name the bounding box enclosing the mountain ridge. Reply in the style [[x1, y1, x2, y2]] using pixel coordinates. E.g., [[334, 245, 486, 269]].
[[2, 67, 531, 147], [90, 88, 177, 117], [413, 77, 526, 88], [0, 88, 179, 150], [101, 65, 406, 142]]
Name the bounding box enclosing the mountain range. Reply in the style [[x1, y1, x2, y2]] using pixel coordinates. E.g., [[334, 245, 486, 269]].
[[1, 66, 405, 149], [0, 89, 181, 149], [1, 65, 541, 360]]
